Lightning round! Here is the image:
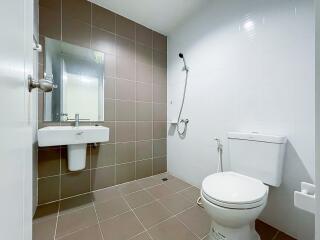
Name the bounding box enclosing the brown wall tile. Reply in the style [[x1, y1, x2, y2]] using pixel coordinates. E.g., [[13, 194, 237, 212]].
[[136, 24, 152, 48], [153, 103, 167, 121], [153, 83, 167, 103], [62, 0, 91, 23], [39, 6, 61, 40], [136, 122, 152, 141], [91, 27, 115, 54], [116, 142, 135, 164], [38, 147, 60, 178], [104, 99, 116, 121], [136, 62, 152, 83], [116, 57, 135, 80], [153, 139, 167, 157], [136, 45, 152, 64], [153, 122, 167, 139], [136, 82, 152, 102], [38, 1, 167, 204], [116, 163, 135, 184], [116, 15, 135, 40], [39, 0, 61, 10], [62, 16, 91, 48], [92, 5, 115, 33], [38, 176, 60, 204], [91, 144, 115, 168], [153, 32, 167, 53], [116, 37, 135, 60], [116, 122, 135, 142], [116, 100, 135, 121], [105, 54, 116, 77], [61, 171, 90, 198], [136, 140, 152, 160], [153, 156, 167, 175], [136, 159, 152, 179], [136, 102, 152, 121], [104, 77, 116, 99], [91, 166, 115, 190], [116, 79, 135, 101]]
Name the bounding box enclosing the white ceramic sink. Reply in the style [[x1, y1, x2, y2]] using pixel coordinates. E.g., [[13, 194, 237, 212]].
[[38, 125, 109, 147], [38, 126, 109, 171]]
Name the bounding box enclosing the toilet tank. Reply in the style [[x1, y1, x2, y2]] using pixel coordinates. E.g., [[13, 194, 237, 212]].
[[228, 132, 287, 187]]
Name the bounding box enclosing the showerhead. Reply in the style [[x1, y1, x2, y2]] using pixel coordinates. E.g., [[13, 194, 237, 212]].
[[178, 53, 189, 71]]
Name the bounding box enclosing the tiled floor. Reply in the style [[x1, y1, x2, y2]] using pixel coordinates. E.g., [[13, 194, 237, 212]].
[[33, 173, 296, 240]]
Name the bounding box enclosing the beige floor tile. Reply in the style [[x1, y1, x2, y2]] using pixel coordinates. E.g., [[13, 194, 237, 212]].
[[100, 211, 144, 240], [148, 217, 198, 240], [33, 218, 57, 240], [56, 206, 98, 238], [92, 186, 121, 203], [164, 178, 191, 192], [134, 201, 172, 229], [159, 193, 193, 214], [136, 176, 162, 189], [119, 181, 144, 195], [147, 184, 174, 199], [130, 231, 152, 240], [95, 196, 130, 221], [177, 205, 211, 239], [124, 190, 155, 209], [179, 186, 200, 203], [57, 225, 103, 240], [59, 194, 93, 215]]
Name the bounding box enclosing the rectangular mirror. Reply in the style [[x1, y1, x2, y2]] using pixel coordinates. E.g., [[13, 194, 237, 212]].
[[44, 37, 105, 122]]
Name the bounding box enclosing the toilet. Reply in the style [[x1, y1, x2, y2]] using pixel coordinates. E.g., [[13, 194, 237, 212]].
[[201, 132, 287, 240]]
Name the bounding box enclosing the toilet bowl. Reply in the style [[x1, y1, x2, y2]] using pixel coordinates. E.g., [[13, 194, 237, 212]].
[[201, 171, 269, 240]]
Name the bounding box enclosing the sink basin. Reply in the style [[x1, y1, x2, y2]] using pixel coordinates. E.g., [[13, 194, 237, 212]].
[[38, 125, 109, 147], [38, 126, 109, 171]]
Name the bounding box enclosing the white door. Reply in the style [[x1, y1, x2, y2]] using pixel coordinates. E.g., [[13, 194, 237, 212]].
[[0, 0, 34, 239], [316, 0, 320, 239]]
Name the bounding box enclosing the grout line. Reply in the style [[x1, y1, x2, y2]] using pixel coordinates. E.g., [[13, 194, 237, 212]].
[[134, 22, 137, 181], [37, 172, 171, 207], [156, 196, 202, 239], [92, 200, 106, 240], [38, 174, 196, 240], [37, 153, 168, 181], [120, 188, 156, 240], [53, 201, 61, 240], [272, 231, 280, 240]]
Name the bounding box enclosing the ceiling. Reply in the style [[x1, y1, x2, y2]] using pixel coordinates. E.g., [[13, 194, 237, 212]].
[[89, 0, 208, 35]]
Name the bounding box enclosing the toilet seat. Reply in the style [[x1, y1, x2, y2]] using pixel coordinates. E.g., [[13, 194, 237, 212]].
[[202, 171, 268, 209]]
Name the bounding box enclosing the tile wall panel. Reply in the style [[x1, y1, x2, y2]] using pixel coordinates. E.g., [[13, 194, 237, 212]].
[[38, 0, 167, 204]]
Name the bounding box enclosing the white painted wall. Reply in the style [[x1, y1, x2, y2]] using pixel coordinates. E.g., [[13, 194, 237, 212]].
[[167, 0, 315, 238]]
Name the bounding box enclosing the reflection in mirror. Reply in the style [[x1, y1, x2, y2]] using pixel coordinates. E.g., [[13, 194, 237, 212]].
[[44, 37, 104, 122]]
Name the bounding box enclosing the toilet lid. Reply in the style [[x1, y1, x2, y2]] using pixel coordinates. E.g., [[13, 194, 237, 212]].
[[202, 172, 268, 205]]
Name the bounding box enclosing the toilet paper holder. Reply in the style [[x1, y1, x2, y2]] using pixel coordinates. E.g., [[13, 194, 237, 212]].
[[294, 182, 316, 214]]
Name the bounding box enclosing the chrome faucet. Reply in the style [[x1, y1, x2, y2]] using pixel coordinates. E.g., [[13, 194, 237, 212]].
[[75, 113, 80, 127]]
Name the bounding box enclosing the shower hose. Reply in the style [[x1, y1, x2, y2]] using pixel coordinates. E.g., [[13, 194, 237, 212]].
[[176, 69, 189, 135]]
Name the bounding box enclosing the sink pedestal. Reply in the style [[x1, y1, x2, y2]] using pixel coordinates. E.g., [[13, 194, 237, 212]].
[[68, 144, 87, 171]]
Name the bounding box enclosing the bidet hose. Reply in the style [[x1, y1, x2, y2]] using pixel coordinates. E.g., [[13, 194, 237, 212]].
[[196, 139, 224, 208], [197, 196, 204, 208]]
